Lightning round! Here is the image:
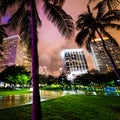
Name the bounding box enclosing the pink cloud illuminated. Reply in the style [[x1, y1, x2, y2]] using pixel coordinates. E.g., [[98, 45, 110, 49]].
[[3, 0, 120, 76], [36, 0, 94, 76], [36, 0, 120, 76]]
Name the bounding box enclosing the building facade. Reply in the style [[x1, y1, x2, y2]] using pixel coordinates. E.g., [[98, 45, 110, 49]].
[[39, 66, 48, 75], [90, 38, 120, 73], [61, 49, 88, 80], [0, 35, 31, 72]]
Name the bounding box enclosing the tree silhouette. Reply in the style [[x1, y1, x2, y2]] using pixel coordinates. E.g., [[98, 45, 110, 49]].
[[75, 2, 120, 81]]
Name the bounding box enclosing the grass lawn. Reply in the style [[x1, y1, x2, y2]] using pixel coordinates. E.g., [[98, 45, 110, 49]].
[[0, 89, 32, 96], [0, 94, 120, 120]]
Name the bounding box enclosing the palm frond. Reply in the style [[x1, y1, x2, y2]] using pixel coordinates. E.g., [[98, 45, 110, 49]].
[[76, 12, 94, 30], [46, 0, 65, 7], [93, 1, 106, 19], [19, 10, 31, 56], [102, 23, 120, 30], [102, 10, 120, 22], [0, 25, 8, 43], [75, 28, 89, 47], [43, 1, 75, 39], [0, 0, 20, 15], [89, 0, 120, 10], [20, 10, 31, 38], [7, 2, 25, 30], [0, 25, 8, 58], [106, 0, 120, 10], [87, 5, 92, 15]]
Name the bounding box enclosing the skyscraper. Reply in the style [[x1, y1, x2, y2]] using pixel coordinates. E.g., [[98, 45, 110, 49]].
[[0, 35, 31, 72], [90, 37, 120, 73], [39, 66, 48, 75], [61, 49, 88, 80]]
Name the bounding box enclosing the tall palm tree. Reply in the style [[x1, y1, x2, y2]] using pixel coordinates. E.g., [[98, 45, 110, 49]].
[[75, 1, 120, 82], [30, 1, 42, 120], [89, 0, 120, 10], [0, 0, 74, 120]]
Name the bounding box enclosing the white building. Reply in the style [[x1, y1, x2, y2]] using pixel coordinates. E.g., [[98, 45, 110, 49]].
[[61, 49, 88, 81]]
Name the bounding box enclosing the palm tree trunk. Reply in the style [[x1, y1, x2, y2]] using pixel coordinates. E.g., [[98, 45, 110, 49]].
[[96, 29, 120, 83], [30, 0, 42, 120]]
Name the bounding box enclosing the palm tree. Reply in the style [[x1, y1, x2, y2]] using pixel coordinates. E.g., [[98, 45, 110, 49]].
[[0, 0, 74, 120], [75, 1, 120, 83], [89, 0, 120, 10]]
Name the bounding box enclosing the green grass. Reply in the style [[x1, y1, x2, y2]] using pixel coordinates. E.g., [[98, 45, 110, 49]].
[[0, 94, 120, 120], [0, 89, 32, 96]]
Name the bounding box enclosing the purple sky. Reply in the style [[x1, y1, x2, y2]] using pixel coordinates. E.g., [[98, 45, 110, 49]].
[[37, 0, 120, 76], [37, 0, 93, 76], [2, 0, 120, 76]]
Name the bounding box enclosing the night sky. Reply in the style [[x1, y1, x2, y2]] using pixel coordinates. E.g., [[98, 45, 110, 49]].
[[37, 0, 120, 76], [37, 0, 92, 76], [1, 0, 120, 76]]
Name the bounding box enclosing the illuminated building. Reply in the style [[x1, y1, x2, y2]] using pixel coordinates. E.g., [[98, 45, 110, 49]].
[[90, 37, 120, 73], [61, 49, 88, 80], [59, 67, 63, 75], [0, 35, 31, 71], [39, 66, 48, 75]]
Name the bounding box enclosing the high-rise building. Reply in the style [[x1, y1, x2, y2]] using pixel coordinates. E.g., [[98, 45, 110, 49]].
[[59, 67, 63, 75], [39, 66, 52, 76], [90, 37, 120, 73], [0, 35, 31, 72], [61, 49, 88, 80]]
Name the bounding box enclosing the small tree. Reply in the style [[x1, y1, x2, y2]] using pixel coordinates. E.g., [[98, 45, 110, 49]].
[[17, 73, 31, 88], [0, 65, 30, 89]]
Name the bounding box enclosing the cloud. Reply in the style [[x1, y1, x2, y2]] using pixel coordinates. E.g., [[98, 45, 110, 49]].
[[37, 0, 120, 76]]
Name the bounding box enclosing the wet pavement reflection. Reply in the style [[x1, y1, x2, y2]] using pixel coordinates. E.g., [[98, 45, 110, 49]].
[[0, 90, 63, 109], [0, 90, 113, 109]]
